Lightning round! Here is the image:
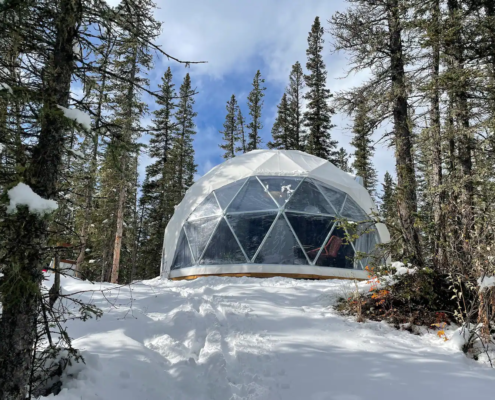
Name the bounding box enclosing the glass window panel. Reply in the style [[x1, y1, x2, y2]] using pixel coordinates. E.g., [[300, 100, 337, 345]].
[[184, 216, 220, 261], [257, 177, 303, 206], [171, 229, 194, 270], [254, 215, 309, 265], [285, 212, 335, 262], [285, 180, 335, 215], [340, 196, 367, 221], [227, 212, 277, 260], [314, 224, 355, 269], [227, 177, 278, 213], [188, 193, 222, 221], [313, 181, 347, 215], [214, 178, 247, 210], [200, 218, 247, 265], [354, 223, 379, 269]]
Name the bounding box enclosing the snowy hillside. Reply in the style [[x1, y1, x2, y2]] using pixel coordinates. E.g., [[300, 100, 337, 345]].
[[42, 276, 495, 400]]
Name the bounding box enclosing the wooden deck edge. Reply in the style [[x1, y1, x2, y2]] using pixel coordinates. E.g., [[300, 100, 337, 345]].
[[170, 272, 366, 281]]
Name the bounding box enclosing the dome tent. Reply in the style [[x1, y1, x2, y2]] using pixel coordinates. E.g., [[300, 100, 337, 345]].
[[161, 150, 390, 280]]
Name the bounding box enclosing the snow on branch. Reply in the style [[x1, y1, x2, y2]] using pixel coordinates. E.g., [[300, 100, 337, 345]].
[[57, 105, 91, 131], [7, 183, 58, 215], [0, 82, 13, 95], [478, 276, 495, 289]]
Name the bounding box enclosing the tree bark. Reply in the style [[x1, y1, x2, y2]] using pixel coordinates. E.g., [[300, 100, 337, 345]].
[[430, 0, 446, 270], [0, 1, 81, 398], [75, 38, 113, 277], [109, 41, 138, 284], [387, 0, 424, 266]]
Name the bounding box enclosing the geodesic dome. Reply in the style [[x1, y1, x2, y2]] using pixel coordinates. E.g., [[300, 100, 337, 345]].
[[162, 150, 390, 280]]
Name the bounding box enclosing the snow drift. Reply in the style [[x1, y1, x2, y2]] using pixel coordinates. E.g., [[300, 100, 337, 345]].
[[40, 275, 495, 400]]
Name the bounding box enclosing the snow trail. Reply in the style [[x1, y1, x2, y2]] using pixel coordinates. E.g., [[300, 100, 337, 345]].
[[41, 275, 495, 400]]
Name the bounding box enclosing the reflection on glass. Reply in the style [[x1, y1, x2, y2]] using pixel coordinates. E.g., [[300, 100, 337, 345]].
[[171, 175, 379, 270], [200, 218, 247, 265], [227, 212, 277, 260], [254, 216, 308, 265]]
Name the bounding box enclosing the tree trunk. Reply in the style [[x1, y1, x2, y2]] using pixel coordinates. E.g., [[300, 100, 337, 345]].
[[75, 38, 113, 277], [109, 41, 138, 284], [111, 178, 127, 284], [430, 0, 446, 270], [447, 0, 473, 266], [0, 1, 81, 398], [387, 0, 423, 267]]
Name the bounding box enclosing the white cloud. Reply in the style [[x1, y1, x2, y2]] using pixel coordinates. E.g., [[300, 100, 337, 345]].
[[112, 0, 396, 189]]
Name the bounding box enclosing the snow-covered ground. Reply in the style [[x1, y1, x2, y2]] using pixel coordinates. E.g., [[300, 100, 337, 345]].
[[41, 275, 495, 400]]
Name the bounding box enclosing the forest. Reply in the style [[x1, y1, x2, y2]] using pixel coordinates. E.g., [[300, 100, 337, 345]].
[[0, 0, 494, 398]]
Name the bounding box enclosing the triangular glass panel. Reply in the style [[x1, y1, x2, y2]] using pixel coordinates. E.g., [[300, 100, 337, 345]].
[[214, 178, 247, 210], [353, 223, 379, 270], [171, 229, 194, 270], [184, 216, 221, 261], [254, 215, 308, 265], [285, 212, 336, 262], [314, 224, 355, 269], [285, 180, 335, 215], [340, 196, 367, 221], [226, 212, 277, 260], [188, 193, 222, 221], [200, 218, 247, 264], [314, 181, 347, 215], [257, 177, 303, 206], [227, 177, 278, 213]]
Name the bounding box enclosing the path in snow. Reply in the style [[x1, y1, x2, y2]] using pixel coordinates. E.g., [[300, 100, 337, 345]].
[[42, 276, 495, 400]]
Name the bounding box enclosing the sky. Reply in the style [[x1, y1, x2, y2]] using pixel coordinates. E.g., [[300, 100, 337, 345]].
[[108, 0, 396, 191]]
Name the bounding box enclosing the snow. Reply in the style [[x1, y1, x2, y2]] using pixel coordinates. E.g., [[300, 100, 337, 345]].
[[57, 105, 91, 131], [0, 143, 5, 152], [0, 82, 13, 95], [39, 275, 495, 400], [390, 261, 417, 276], [73, 42, 82, 58], [478, 276, 495, 289], [7, 183, 58, 215], [68, 149, 84, 158]]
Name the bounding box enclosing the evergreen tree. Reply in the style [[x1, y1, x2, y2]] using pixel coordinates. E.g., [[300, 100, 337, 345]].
[[381, 172, 396, 223], [286, 61, 305, 150], [169, 73, 197, 206], [330, 3, 424, 266], [350, 97, 377, 198], [138, 67, 177, 278], [247, 70, 266, 151], [335, 147, 352, 173], [219, 94, 239, 159], [304, 17, 338, 161], [268, 93, 291, 149], [236, 108, 247, 153]]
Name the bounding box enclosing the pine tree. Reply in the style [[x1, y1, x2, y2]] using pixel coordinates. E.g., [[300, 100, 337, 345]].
[[335, 147, 352, 173], [169, 73, 197, 207], [286, 61, 305, 150], [219, 94, 239, 159], [381, 172, 396, 223], [247, 70, 266, 151], [97, 0, 160, 284], [350, 97, 377, 198], [236, 108, 247, 153], [268, 93, 291, 149], [330, 3, 424, 266], [138, 67, 177, 278], [304, 17, 338, 161]]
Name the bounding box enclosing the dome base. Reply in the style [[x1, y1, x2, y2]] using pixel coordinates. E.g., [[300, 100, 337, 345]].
[[167, 264, 368, 281], [170, 272, 366, 281]]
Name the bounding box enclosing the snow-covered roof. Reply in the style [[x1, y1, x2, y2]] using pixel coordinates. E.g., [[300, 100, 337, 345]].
[[162, 150, 390, 278]]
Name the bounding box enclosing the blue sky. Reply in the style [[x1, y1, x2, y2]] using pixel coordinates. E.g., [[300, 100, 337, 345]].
[[108, 0, 396, 191]]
